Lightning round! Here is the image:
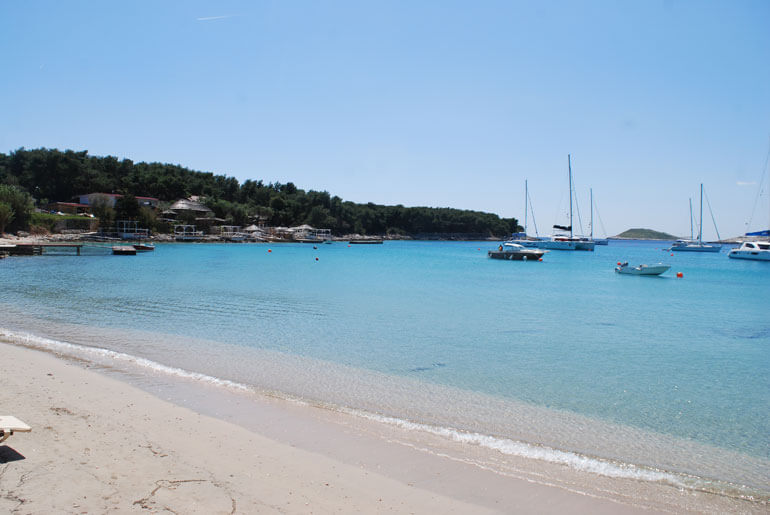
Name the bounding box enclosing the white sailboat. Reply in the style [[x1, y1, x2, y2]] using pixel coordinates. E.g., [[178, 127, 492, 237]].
[[671, 184, 722, 252], [590, 188, 608, 245], [506, 180, 542, 248], [537, 155, 595, 251]]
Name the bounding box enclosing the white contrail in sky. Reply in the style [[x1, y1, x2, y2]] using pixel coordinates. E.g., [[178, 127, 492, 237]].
[[196, 15, 236, 21], [737, 181, 757, 186]]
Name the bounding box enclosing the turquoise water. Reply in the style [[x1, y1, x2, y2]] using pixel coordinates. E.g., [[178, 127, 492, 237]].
[[1, 240, 768, 496]]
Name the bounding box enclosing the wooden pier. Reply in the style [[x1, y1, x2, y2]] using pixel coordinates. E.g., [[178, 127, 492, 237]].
[[2, 243, 84, 256], [112, 246, 137, 255], [0, 242, 145, 256]]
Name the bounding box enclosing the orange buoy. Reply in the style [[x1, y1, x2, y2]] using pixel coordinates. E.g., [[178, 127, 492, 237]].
[[676, 272, 683, 278], [538, 258, 543, 262], [670, 253, 674, 256], [268, 249, 272, 253], [617, 262, 622, 266]]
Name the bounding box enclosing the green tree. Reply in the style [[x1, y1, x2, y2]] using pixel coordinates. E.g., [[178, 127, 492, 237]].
[[89, 193, 115, 229], [0, 202, 14, 234], [0, 184, 33, 233], [137, 206, 157, 232], [115, 193, 140, 220]]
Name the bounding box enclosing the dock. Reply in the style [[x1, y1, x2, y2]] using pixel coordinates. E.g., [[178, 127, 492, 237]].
[[348, 239, 384, 244], [0, 242, 147, 256], [112, 246, 137, 255], [1, 243, 84, 255]]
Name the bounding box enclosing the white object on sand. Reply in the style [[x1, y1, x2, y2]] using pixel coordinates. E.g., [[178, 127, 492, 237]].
[[0, 415, 31, 443]]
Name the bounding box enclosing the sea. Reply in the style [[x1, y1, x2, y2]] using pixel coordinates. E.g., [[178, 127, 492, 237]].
[[1, 240, 768, 504]]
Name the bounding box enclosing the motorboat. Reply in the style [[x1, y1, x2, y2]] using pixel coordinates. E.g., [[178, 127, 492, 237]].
[[132, 243, 155, 252], [615, 262, 671, 275], [488, 243, 547, 261], [728, 241, 770, 261]]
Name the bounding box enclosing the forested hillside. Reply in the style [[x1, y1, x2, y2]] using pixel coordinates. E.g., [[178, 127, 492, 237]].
[[0, 148, 518, 236]]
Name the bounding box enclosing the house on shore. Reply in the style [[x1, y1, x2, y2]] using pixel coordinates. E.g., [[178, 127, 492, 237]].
[[76, 193, 160, 210], [161, 198, 223, 233], [46, 202, 92, 215]]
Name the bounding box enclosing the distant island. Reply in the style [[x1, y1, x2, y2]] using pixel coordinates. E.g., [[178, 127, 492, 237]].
[[614, 228, 677, 240]]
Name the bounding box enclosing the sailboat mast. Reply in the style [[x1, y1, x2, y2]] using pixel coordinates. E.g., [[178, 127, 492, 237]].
[[699, 183, 704, 243], [524, 180, 528, 236], [689, 198, 693, 241], [590, 188, 594, 240], [567, 154, 572, 239]]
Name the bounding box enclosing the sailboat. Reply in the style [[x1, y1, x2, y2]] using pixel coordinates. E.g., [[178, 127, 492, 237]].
[[741, 142, 770, 239], [506, 180, 542, 248], [671, 184, 722, 252], [536, 155, 595, 251], [590, 188, 608, 245]]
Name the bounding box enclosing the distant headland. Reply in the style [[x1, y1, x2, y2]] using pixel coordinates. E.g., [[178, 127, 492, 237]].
[[613, 228, 677, 240]]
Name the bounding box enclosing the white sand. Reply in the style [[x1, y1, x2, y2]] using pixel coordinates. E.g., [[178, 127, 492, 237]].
[[0, 342, 761, 514]]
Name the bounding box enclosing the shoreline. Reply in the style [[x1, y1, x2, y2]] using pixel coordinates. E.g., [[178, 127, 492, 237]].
[[2, 340, 764, 513]]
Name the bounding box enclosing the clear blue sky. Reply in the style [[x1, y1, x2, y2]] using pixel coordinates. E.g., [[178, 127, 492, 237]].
[[2, 0, 769, 238]]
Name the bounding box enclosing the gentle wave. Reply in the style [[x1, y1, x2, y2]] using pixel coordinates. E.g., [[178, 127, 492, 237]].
[[0, 327, 253, 393], [344, 409, 686, 485], [1, 325, 707, 492]]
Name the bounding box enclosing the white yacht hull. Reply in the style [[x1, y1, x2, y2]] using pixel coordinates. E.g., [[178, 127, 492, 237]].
[[671, 244, 721, 253], [728, 242, 770, 261], [510, 238, 595, 251], [728, 251, 770, 261]]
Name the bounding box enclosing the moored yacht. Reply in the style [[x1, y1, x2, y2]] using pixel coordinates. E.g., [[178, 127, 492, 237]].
[[510, 156, 595, 251], [670, 239, 721, 252], [728, 241, 770, 261], [671, 184, 722, 253]]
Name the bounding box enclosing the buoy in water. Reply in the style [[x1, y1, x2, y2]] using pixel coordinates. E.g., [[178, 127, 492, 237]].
[[617, 262, 622, 266], [268, 249, 272, 253], [538, 258, 543, 262], [676, 272, 683, 278], [670, 253, 674, 256], [315, 257, 319, 261]]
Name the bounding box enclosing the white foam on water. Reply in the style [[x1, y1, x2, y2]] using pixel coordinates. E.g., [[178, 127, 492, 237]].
[[343, 408, 687, 485], [0, 327, 253, 393]]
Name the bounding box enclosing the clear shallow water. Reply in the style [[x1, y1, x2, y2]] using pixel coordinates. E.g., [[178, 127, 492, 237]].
[[1, 240, 768, 497]]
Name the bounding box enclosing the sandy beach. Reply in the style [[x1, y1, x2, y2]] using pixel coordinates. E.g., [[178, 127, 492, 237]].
[[0, 341, 763, 514]]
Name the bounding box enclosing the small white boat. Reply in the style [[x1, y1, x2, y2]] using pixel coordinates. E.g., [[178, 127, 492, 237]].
[[615, 262, 671, 276], [728, 241, 770, 261]]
